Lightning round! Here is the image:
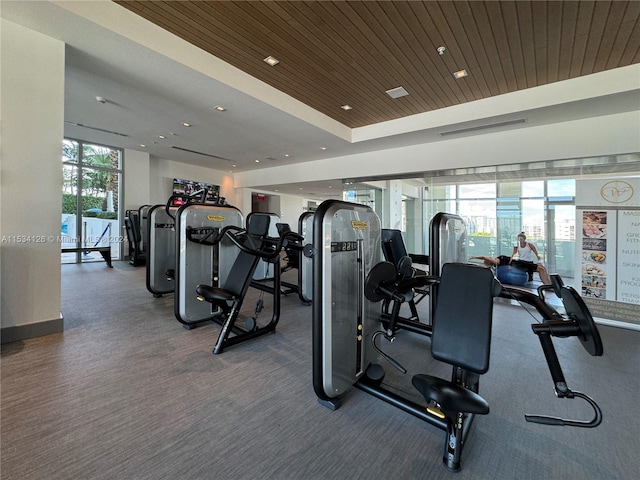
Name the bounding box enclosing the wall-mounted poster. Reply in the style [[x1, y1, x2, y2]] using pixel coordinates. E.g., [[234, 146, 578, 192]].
[[575, 178, 640, 326], [579, 210, 615, 300], [617, 210, 640, 306]]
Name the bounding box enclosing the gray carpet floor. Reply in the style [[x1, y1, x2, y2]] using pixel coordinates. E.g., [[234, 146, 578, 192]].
[[1, 261, 638, 480]]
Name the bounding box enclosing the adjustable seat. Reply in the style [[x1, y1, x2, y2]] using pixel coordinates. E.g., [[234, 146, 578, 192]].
[[195, 215, 270, 353], [412, 262, 497, 471]]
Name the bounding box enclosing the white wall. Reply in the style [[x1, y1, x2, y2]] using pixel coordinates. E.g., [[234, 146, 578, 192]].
[[123, 152, 308, 228], [234, 110, 640, 191], [123, 148, 151, 211], [1, 19, 65, 339], [237, 188, 306, 228]]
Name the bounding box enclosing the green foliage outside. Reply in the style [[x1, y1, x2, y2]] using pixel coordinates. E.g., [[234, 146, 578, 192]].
[[83, 211, 117, 219], [62, 193, 107, 215]]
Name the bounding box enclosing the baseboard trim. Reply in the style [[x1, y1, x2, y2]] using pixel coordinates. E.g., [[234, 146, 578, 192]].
[[1, 315, 64, 345]]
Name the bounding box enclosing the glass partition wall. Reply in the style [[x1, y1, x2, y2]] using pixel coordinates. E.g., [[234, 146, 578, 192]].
[[346, 154, 639, 285]]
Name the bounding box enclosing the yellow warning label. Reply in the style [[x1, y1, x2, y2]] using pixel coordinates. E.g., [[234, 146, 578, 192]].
[[207, 215, 225, 222], [351, 220, 368, 230]]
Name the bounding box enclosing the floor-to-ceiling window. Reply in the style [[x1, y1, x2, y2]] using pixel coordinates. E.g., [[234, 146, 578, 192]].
[[61, 139, 123, 264], [424, 178, 568, 276], [340, 154, 638, 324], [414, 156, 639, 282]]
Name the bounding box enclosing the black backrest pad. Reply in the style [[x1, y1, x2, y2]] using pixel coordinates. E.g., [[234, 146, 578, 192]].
[[222, 214, 269, 297], [276, 223, 292, 235], [381, 229, 408, 268], [247, 214, 270, 236], [431, 263, 495, 374], [222, 250, 260, 297]]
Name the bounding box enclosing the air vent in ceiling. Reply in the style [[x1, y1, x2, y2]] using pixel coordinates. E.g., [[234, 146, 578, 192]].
[[385, 86, 409, 99], [64, 121, 128, 137], [440, 118, 526, 136], [170, 146, 232, 161]]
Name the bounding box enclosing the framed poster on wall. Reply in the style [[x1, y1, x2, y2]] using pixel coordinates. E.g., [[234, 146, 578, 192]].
[[577, 210, 616, 300], [575, 178, 640, 326]]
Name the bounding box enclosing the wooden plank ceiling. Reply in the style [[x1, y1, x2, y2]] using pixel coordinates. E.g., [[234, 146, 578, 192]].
[[115, 1, 640, 129]]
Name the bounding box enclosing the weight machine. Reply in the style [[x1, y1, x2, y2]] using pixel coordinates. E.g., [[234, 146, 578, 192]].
[[310, 200, 604, 471]]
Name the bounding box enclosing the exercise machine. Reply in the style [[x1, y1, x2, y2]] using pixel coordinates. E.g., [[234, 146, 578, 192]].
[[146, 202, 178, 297], [275, 221, 312, 305], [195, 213, 303, 354], [310, 199, 604, 471], [311, 200, 496, 470], [380, 228, 429, 322], [379, 213, 468, 337], [247, 213, 310, 307], [124, 208, 147, 266], [174, 201, 243, 327], [298, 211, 314, 304], [145, 190, 217, 298]]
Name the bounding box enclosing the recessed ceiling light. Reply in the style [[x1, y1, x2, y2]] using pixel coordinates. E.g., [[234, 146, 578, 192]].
[[158, 135, 166, 139], [140, 144, 146, 148], [232, 164, 237, 167], [321, 147, 327, 151], [453, 69, 468, 79], [263, 55, 280, 66], [214, 105, 226, 112], [385, 86, 409, 99], [181, 122, 191, 127], [255, 159, 260, 163], [341, 105, 353, 111], [284, 154, 290, 157]]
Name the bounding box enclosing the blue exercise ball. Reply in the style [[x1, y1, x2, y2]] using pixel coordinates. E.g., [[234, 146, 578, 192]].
[[496, 265, 528, 286]]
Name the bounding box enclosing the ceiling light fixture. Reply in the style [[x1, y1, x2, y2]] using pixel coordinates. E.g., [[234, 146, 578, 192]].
[[321, 147, 327, 151], [181, 122, 191, 127], [453, 69, 468, 79], [140, 144, 146, 148], [437, 46, 446, 55], [341, 105, 353, 111], [263, 55, 280, 66], [255, 159, 260, 163], [214, 105, 226, 112], [385, 86, 409, 99], [158, 135, 166, 139]]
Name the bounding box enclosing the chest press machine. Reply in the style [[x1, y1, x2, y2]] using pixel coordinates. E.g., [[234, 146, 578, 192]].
[[310, 200, 603, 471], [194, 214, 303, 354]]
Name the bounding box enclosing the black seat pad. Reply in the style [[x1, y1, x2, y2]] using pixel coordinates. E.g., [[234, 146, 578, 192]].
[[412, 374, 489, 416], [196, 284, 236, 303]]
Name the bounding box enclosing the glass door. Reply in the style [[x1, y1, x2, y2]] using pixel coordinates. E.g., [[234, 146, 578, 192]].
[[61, 140, 123, 264]]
